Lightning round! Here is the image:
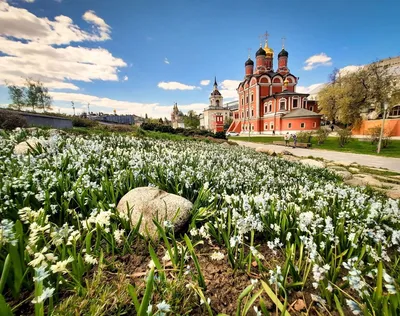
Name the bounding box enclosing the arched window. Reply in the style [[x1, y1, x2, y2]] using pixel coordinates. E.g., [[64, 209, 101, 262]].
[[292, 98, 299, 109], [309, 106, 314, 112], [264, 103, 268, 115], [251, 93, 254, 102], [216, 100, 220, 107], [279, 99, 286, 111], [265, 123, 268, 130], [389, 105, 400, 117]]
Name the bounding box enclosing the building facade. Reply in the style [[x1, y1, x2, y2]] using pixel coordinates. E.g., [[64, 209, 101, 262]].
[[200, 78, 233, 132], [171, 103, 185, 128], [227, 38, 321, 135]]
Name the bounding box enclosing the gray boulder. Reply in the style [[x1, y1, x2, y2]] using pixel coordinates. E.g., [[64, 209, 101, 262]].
[[299, 159, 325, 168], [116, 187, 192, 238]]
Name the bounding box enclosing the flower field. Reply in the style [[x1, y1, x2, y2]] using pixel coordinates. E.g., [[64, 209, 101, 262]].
[[0, 129, 399, 315]]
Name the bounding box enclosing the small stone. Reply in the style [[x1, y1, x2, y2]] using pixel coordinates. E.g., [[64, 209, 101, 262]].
[[220, 142, 231, 147], [116, 187, 192, 238], [294, 299, 306, 311], [299, 159, 325, 168], [281, 150, 293, 156], [328, 166, 347, 171], [335, 170, 353, 180], [349, 167, 360, 173]]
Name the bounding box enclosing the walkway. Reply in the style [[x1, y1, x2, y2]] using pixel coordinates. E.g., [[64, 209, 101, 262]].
[[235, 140, 400, 172]]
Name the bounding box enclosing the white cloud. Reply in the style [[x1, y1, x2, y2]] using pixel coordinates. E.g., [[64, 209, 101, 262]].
[[296, 83, 326, 94], [338, 65, 364, 76], [157, 81, 199, 90], [0, 1, 126, 90], [200, 80, 210, 86], [0, 2, 111, 45], [49, 91, 207, 118], [303, 53, 332, 71], [23, 0, 35, 2], [164, 58, 170, 64], [219, 79, 240, 100], [123, 75, 129, 81]]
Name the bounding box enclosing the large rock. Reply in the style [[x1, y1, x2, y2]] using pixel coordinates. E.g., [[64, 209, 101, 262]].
[[299, 159, 325, 168], [328, 165, 347, 171], [352, 174, 384, 188], [349, 167, 360, 173], [117, 187, 192, 238], [256, 147, 276, 156], [13, 138, 42, 155], [334, 170, 353, 180], [220, 142, 231, 148], [387, 186, 400, 199]]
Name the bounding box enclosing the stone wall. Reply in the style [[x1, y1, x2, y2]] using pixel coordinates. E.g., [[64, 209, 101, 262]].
[[13, 111, 73, 129]]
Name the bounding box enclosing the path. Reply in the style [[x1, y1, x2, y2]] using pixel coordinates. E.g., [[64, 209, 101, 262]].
[[235, 140, 400, 172]]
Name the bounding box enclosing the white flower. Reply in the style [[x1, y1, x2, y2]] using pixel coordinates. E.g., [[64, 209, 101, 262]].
[[346, 299, 361, 315], [50, 257, 74, 274], [210, 251, 224, 261], [113, 229, 124, 244], [33, 266, 50, 282], [84, 254, 98, 265], [32, 287, 55, 304], [156, 300, 171, 312], [0, 219, 17, 246]]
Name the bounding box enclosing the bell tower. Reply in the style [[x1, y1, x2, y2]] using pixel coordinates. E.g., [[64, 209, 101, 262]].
[[209, 77, 223, 107]]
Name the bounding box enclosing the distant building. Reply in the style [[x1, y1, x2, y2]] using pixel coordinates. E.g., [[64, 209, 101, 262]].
[[89, 113, 144, 125], [199, 78, 234, 132], [227, 35, 322, 135], [171, 103, 185, 128]]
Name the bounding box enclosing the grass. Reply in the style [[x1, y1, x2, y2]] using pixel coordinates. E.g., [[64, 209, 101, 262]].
[[230, 136, 400, 158]]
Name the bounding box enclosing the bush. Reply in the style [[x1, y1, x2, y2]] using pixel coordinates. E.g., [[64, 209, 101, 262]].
[[214, 131, 227, 139], [337, 128, 352, 147], [100, 124, 133, 133], [316, 128, 330, 145], [296, 131, 313, 143], [72, 117, 98, 128], [367, 125, 392, 148], [0, 110, 28, 130]]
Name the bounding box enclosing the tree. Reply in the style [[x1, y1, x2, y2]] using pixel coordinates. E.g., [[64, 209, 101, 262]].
[[7, 84, 25, 110], [318, 63, 399, 126], [224, 117, 233, 131], [6, 79, 52, 112], [183, 110, 200, 129]]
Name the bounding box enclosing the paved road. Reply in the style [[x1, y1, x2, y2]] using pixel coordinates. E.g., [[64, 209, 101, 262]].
[[235, 140, 400, 172]]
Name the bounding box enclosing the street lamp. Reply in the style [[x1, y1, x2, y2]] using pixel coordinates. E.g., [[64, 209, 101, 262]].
[[377, 102, 389, 154], [71, 101, 75, 116]]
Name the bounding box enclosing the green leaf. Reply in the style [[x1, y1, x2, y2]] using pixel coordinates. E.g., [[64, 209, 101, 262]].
[[127, 284, 140, 314], [148, 244, 165, 282], [184, 234, 206, 290], [138, 267, 154, 316], [0, 254, 11, 295], [0, 294, 13, 316], [261, 281, 291, 316], [242, 289, 263, 315], [334, 294, 345, 316]]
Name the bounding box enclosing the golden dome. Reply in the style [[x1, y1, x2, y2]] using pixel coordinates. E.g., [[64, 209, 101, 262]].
[[264, 42, 274, 56], [284, 78, 289, 85]]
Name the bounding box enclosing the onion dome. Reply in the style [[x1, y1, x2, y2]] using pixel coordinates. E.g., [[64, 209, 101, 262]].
[[263, 43, 274, 57], [245, 58, 254, 66], [256, 47, 266, 56], [278, 48, 289, 57], [284, 78, 289, 85]]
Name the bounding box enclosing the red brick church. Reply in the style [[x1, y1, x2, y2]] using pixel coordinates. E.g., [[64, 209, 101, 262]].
[[227, 36, 321, 135]]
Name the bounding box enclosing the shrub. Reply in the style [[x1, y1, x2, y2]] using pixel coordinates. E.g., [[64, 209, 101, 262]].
[[101, 124, 133, 133], [0, 110, 28, 130], [214, 131, 227, 139], [337, 128, 352, 147], [367, 126, 392, 148], [296, 131, 313, 143], [72, 117, 98, 128], [315, 128, 330, 145]]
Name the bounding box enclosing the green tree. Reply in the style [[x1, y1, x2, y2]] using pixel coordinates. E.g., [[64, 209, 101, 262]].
[[224, 117, 233, 131], [183, 110, 200, 129], [7, 84, 25, 110], [318, 63, 399, 126], [7, 79, 52, 112]]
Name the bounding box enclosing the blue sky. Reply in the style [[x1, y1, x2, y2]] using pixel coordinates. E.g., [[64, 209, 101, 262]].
[[1, 0, 399, 118]]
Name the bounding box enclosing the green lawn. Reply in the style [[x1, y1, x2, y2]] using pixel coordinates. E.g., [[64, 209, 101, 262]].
[[230, 136, 400, 158]]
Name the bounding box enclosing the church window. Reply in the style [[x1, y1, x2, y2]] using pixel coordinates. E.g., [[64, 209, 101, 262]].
[[288, 123, 292, 128], [246, 96, 249, 104], [301, 123, 305, 128], [264, 104, 268, 114], [293, 98, 298, 108], [280, 99, 286, 111], [390, 106, 400, 116], [270, 123, 274, 130], [310, 106, 314, 112], [265, 124, 268, 129], [269, 103, 272, 112], [313, 122, 317, 128], [251, 110, 254, 117], [251, 94, 254, 102], [241, 98, 244, 106], [251, 125, 254, 131], [216, 100, 220, 107]]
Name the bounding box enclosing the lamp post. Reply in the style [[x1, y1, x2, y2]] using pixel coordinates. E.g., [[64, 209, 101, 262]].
[[71, 101, 75, 116], [377, 102, 389, 154]]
